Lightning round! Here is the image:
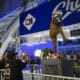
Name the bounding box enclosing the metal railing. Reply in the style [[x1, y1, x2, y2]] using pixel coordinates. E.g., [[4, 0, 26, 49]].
[[1, 68, 80, 80], [23, 72, 80, 80], [25, 64, 42, 73]]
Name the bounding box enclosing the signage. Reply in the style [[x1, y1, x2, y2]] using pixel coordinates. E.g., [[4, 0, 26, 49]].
[[20, 0, 80, 35]]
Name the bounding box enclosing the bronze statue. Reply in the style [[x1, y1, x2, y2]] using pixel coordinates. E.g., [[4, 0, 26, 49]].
[[49, 10, 68, 53]]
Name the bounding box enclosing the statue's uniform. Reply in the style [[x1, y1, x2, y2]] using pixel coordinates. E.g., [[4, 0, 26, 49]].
[[50, 16, 67, 52]]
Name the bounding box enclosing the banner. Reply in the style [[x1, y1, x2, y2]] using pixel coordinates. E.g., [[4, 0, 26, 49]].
[[20, 0, 80, 35]]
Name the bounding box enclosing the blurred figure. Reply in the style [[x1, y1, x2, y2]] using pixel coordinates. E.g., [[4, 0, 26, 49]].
[[0, 54, 6, 80], [49, 10, 68, 53], [76, 52, 80, 65], [73, 52, 80, 77], [59, 54, 66, 60], [1, 50, 28, 80], [29, 56, 35, 80], [70, 53, 74, 61], [0, 42, 2, 49], [52, 52, 59, 59], [35, 57, 41, 73], [29, 56, 35, 73]]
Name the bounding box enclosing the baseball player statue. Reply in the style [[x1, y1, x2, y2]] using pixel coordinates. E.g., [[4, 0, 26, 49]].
[[49, 10, 68, 53]]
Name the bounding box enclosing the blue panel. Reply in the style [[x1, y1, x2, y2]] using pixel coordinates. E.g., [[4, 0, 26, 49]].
[[20, 0, 80, 35], [20, 39, 80, 56], [20, 41, 53, 57], [57, 39, 80, 54], [38, 0, 49, 5]]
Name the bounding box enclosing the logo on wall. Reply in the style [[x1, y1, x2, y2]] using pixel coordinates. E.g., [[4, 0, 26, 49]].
[[52, 0, 80, 20], [23, 13, 36, 30]]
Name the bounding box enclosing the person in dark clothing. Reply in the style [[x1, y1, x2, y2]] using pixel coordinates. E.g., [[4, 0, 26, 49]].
[[29, 56, 35, 80], [35, 57, 41, 73], [0, 50, 28, 80], [0, 42, 2, 48], [29, 56, 35, 73], [0, 53, 8, 80]]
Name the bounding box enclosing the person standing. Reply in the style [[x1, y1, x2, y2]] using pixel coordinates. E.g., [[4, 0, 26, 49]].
[[3, 50, 28, 80], [29, 56, 35, 80], [35, 57, 41, 73], [29, 56, 35, 73], [0, 54, 5, 80]]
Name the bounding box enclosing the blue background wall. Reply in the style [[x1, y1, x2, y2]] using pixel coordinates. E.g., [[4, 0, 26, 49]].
[[20, 40, 80, 57], [20, 40, 53, 57]]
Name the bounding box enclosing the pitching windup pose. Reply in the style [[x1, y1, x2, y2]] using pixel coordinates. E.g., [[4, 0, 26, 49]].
[[50, 10, 68, 53]]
